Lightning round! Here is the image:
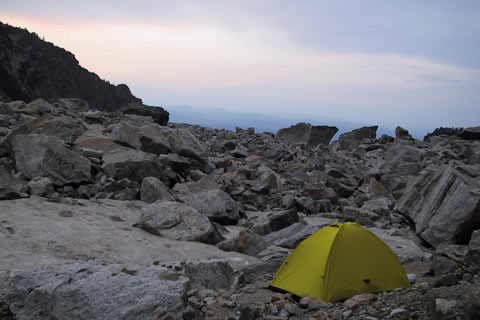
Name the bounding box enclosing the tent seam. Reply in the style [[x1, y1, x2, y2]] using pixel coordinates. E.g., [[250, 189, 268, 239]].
[[322, 223, 343, 301]]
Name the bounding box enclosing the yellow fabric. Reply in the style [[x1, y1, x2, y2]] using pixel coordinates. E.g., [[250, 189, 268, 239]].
[[270, 222, 411, 302]]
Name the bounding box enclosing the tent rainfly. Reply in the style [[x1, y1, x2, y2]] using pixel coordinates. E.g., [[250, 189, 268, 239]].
[[270, 222, 411, 302]]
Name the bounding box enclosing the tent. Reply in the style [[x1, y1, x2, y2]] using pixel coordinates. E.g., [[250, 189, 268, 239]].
[[270, 222, 411, 302]]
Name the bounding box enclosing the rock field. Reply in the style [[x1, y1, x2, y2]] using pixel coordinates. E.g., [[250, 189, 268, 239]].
[[0, 98, 479, 319]]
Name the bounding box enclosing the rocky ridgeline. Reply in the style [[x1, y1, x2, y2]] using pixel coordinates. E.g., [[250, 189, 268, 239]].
[[0, 22, 142, 111], [0, 98, 480, 319]]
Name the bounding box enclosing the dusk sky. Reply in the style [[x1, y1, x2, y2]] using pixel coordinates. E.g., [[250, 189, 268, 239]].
[[3, 1, 480, 131]]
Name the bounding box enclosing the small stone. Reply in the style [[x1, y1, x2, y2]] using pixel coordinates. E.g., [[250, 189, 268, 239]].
[[416, 281, 429, 293], [77, 185, 90, 199], [187, 296, 203, 309], [435, 299, 457, 315], [434, 273, 459, 287], [463, 273, 474, 282], [242, 285, 257, 294], [344, 293, 377, 310], [367, 306, 378, 316], [342, 310, 352, 317], [238, 306, 260, 320], [390, 308, 407, 317], [231, 146, 249, 158], [407, 274, 417, 284], [152, 306, 175, 320], [283, 303, 298, 315], [299, 297, 329, 311], [28, 177, 54, 197]]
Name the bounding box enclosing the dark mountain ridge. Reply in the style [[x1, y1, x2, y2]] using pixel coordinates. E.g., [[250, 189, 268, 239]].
[[0, 21, 141, 111]]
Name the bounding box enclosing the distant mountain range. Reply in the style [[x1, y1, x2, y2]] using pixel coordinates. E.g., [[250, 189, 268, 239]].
[[0, 21, 141, 111], [167, 105, 433, 140]]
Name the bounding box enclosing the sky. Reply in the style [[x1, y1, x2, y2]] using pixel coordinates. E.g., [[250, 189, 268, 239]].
[[2, 0, 480, 132]]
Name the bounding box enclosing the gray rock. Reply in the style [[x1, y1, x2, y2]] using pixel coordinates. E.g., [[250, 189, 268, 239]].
[[391, 162, 421, 176], [241, 258, 285, 284], [168, 126, 206, 161], [27, 177, 54, 197], [361, 197, 392, 216], [383, 143, 424, 168], [264, 143, 291, 161], [458, 126, 480, 140], [102, 149, 163, 183], [395, 126, 413, 140], [431, 255, 457, 276], [122, 105, 169, 126], [24, 98, 54, 115], [158, 153, 194, 174], [236, 306, 260, 320], [251, 209, 299, 236], [217, 229, 268, 256], [231, 145, 249, 158], [179, 189, 240, 225], [32, 116, 87, 144], [396, 164, 480, 246], [378, 134, 394, 144], [172, 176, 219, 195], [56, 98, 90, 112], [390, 308, 408, 317], [5, 260, 188, 320], [338, 126, 378, 149], [12, 134, 91, 186], [0, 168, 27, 200], [140, 176, 173, 203], [264, 223, 318, 248], [276, 123, 338, 147], [184, 259, 234, 292], [407, 274, 417, 284], [370, 228, 432, 263], [0, 102, 14, 115], [135, 201, 216, 244], [137, 124, 171, 155], [380, 174, 407, 199], [342, 206, 379, 226], [465, 230, 480, 267], [343, 293, 377, 310], [299, 297, 329, 310], [78, 147, 104, 159], [435, 299, 457, 315], [294, 196, 332, 214], [111, 122, 141, 149]]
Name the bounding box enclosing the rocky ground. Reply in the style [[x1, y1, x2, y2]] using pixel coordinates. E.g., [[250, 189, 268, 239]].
[[0, 98, 479, 319]]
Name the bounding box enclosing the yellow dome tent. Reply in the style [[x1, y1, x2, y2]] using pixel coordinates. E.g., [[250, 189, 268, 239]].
[[270, 222, 411, 302]]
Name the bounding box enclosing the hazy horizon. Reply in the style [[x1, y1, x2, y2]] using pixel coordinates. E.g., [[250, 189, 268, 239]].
[[3, 1, 480, 131]]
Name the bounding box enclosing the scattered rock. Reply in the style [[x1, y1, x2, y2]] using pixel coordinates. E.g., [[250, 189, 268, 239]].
[[343, 293, 377, 310], [12, 134, 91, 186], [465, 230, 480, 267], [264, 223, 318, 248], [102, 149, 163, 182], [135, 201, 217, 244], [179, 189, 241, 225], [27, 177, 54, 197], [217, 229, 268, 256], [5, 260, 188, 320], [435, 298, 457, 315], [458, 126, 480, 140], [251, 209, 299, 236], [395, 126, 413, 140], [338, 126, 378, 149], [396, 164, 480, 246], [122, 105, 169, 126], [276, 123, 338, 147], [140, 176, 173, 203]]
